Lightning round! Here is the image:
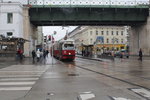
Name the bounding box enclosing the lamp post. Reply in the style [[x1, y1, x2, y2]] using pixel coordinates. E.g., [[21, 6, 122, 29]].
[[51, 31, 56, 65]]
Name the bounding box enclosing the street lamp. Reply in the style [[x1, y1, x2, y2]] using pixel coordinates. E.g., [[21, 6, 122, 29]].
[[51, 31, 56, 65]]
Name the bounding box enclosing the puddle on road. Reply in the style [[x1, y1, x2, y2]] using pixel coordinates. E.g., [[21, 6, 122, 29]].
[[47, 92, 54, 96], [77, 91, 95, 100], [68, 73, 79, 76]]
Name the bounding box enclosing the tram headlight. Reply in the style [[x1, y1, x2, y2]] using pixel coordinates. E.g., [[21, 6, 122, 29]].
[[69, 53, 71, 55]]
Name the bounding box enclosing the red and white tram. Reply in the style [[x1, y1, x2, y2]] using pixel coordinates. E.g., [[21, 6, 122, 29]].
[[52, 39, 75, 61]]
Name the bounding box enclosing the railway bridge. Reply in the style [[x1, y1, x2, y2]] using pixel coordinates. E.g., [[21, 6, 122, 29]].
[[1, 0, 150, 55]]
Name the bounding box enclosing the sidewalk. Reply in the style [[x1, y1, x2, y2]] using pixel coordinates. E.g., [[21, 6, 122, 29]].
[[76, 54, 109, 62], [76, 54, 150, 61]]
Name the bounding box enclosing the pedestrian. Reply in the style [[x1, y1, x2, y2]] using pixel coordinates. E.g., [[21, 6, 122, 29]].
[[17, 48, 23, 61], [138, 48, 143, 61], [32, 50, 36, 62], [36, 49, 41, 62], [46, 50, 49, 57], [43, 50, 46, 59], [82, 49, 84, 56]]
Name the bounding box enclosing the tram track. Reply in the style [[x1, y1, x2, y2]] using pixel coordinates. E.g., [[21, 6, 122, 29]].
[[60, 59, 150, 91]]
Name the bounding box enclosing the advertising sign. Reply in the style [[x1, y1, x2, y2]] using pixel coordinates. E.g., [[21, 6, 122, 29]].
[[96, 36, 104, 44]]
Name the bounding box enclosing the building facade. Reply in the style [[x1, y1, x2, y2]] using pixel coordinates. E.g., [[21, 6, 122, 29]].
[[68, 26, 128, 55], [0, 2, 38, 57], [0, 2, 24, 38]]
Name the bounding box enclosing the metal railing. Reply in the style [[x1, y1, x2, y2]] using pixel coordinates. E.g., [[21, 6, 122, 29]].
[[28, 0, 149, 6]]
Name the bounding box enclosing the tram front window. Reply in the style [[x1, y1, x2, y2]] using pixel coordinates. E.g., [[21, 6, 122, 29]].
[[63, 44, 74, 50]]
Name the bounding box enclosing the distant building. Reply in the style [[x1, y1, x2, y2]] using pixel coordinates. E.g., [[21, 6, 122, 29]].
[[68, 26, 128, 54], [0, 0, 28, 4]]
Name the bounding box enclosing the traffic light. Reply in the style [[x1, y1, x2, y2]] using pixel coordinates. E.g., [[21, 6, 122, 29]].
[[44, 36, 47, 42]]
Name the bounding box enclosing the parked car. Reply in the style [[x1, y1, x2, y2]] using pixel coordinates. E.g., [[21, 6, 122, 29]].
[[114, 50, 129, 58]]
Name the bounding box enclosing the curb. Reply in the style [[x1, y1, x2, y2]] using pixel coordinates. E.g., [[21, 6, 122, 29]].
[[76, 56, 103, 62]]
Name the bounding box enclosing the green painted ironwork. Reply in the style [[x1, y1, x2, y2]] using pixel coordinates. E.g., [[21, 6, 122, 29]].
[[29, 6, 149, 26], [27, 0, 149, 26]]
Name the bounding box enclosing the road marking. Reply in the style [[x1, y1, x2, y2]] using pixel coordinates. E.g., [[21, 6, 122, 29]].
[[78, 91, 95, 100], [0, 82, 35, 85], [111, 97, 131, 100], [0, 87, 32, 91], [130, 88, 150, 99], [0, 75, 41, 77], [0, 71, 45, 72], [0, 78, 39, 81], [112, 97, 131, 100]]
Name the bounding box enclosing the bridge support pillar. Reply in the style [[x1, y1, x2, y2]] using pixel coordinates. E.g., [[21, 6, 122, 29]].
[[130, 17, 150, 56], [23, 7, 37, 57]]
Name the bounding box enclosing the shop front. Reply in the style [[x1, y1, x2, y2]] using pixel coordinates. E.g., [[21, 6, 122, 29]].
[[0, 37, 27, 59], [82, 44, 93, 57], [95, 44, 126, 52]]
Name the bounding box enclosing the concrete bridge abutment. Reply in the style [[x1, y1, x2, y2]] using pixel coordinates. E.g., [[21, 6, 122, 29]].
[[130, 17, 150, 56], [23, 7, 37, 57]]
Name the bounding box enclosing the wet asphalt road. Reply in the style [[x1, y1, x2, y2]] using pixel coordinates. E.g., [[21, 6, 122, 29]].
[[0, 56, 150, 100]]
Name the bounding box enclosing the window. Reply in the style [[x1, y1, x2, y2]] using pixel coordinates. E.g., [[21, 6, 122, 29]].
[[63, 44, 74, 50], [96, 30, 98, 35], [90, 31, 92, 35], [121, 31, 124, 35], [7, 13, 13, 23], [101, 31, 104, 35], [7, 32, 13, 36], [90, 39, 93, 44], [107, 38, 109, 43], [111, 31, 113, 35], [112, 39, 114, 43], [121, 39, 124, 43], [116, 39, 119, 43], [116, 31, 118, 35], [106, 31, 109, 35]]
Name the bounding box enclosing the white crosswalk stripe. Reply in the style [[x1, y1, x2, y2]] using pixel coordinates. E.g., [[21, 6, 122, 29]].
[[0, 87, 32, 91], [0, 75, 41, 77], [0, 65, 48, 91], [0, 82, 35, 85], [0, 78, 39, 81], [0, 78, 37, 91]]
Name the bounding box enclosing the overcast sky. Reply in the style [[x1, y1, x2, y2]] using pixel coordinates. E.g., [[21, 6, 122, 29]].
[[43, 26, 77, 41]]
